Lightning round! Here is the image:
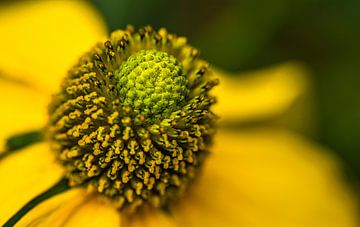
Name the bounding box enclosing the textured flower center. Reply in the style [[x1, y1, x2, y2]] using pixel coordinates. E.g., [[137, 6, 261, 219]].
[[47, 26, 218, 212], [116, 50, 189, 121]]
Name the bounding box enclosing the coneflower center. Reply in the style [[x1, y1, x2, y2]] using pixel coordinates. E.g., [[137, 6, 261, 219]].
[[116, 50, 189, 122], [47, 26, 217, 212]]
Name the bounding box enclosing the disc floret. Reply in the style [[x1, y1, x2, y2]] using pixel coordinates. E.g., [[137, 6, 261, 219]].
[[48, 26, 218, 211], [116, 49, 189, 122]]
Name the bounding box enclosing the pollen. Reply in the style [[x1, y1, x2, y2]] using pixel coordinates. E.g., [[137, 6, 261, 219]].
[[47, 25, 218, 211]]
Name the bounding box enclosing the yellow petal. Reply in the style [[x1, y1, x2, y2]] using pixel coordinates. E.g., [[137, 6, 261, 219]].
[[173, 129, 359, 227], [0, 1, 107, 93], [17, 189, 86, 226], [212, 63, 311, 125], [17, 189, 121, 227], [0, 142, 63, 224], [0, 78, 48, 150], [64, 196, 121, 227], [125, 208, 176, 227]]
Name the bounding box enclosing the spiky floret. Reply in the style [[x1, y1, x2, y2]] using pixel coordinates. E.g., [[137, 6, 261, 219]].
[[48, 25, 218, 211]]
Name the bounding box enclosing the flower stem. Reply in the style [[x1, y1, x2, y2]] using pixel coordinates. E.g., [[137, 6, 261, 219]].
[[3, 178, 70, 227], [0, 130, 43, 160]]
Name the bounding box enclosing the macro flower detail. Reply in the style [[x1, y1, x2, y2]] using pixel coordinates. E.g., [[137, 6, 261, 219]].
[[47, 26, 218, 211], [0, 2, 359, 226]]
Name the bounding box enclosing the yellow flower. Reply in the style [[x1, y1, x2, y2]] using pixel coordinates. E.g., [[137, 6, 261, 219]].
[[0, 1, 358, 226]]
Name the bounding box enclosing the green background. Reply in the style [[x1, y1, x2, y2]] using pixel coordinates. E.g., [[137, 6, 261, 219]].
[[92, 0, 360, 183]]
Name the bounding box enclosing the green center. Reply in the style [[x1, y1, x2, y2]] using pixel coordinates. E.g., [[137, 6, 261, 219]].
[[115, 50, 189, 121]]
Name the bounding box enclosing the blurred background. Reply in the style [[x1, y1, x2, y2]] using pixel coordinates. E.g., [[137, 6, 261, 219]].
[[90, 0, 360, 184]]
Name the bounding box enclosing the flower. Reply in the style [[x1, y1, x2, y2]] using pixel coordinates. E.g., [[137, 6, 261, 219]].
[[0, 1, 358, 226], [48, 26, 219, 211]]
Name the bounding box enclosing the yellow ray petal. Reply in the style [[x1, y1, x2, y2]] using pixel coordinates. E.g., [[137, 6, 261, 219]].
[[212, 63, 311, 125], [17, 189, 121, 227], [0, 142, 63, 224], [0, 1, 107, 93], [173, 129, 359, 227], [125, 208, 176, 227], [0, 78, 48, 151], [16, 189, 86, 226], [63, 196, 121, 227]]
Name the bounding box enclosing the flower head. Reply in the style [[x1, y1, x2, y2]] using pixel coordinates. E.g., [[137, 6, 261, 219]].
[[47, 26, 218, 211], [0, 1, 358, 226]]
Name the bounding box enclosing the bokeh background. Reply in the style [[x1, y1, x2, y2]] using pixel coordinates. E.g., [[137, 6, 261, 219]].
[[90, 0, 360, 185]]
